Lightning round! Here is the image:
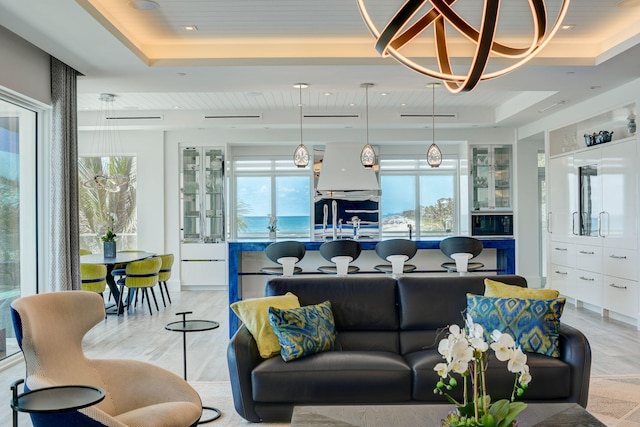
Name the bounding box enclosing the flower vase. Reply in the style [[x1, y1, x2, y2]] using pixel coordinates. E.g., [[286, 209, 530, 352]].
[[269, 231, 276, 241], [103, 241, 116, 258]]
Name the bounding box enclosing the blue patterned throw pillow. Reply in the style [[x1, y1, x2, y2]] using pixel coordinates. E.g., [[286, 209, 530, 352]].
[[268, 300, 337, 362], [466, 294, 566, 357]]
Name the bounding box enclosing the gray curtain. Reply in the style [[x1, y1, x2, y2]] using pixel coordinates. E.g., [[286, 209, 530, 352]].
[[50, 57, 80, 291]]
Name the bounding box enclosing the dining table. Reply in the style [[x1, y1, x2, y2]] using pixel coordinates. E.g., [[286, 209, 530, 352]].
[[80, 251, 156, 314]]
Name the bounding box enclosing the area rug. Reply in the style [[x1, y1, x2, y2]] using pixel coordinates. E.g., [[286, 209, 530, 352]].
[[587, 375, 640, 426], [192, 377, 640, 426]]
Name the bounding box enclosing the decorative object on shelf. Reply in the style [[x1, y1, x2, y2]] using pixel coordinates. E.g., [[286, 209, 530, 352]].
[[584, 131, 614, 146], [434, 316, 530, 427], [356, 0, 571, 93], [267, 215, 278, 240], [101, 230, 117, 258], [293, 83, 310, 168], [360, 83, 376, 168], [83, 93, 129, 192], [427, 83, 442, 167], [627, 114, 636, 134]]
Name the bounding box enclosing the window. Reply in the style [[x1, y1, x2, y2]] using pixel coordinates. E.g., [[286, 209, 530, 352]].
[[380, 157, 458, 238], [78, 156, 137, 252], [0, 97, 38, 360], [234, 159, 311, 238]]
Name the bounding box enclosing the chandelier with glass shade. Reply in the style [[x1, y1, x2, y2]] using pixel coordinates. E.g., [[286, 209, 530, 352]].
[[293, 83, 310, 168]]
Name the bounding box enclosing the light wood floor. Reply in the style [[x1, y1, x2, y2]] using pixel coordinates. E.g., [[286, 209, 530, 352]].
[[1, 289, 639, 426]]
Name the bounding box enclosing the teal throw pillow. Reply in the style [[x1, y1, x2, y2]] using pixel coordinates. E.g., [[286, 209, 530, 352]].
[[268, 300, 337, 362], [466, 294, 566, 357]]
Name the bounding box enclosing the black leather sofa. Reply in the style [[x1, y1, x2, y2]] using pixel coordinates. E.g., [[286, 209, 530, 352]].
[[227, 275, 591, 423]]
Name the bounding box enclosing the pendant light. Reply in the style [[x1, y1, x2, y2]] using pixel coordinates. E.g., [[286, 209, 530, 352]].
[[360, 83, 376, 168], [427, 83, 442, 168], [83, 93, 129, 192], [293, 83, 310, 168]]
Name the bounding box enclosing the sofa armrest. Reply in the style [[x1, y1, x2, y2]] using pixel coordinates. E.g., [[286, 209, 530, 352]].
[[227, 325, 264, 422], [558, 323, 592, 407]]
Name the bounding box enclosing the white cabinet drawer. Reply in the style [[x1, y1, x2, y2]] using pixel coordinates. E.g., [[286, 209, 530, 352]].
[[550, 264, 575, 298], [603, 276, 639, 318], [574, 270, 602, 306], [603, 248, 638, 281], [575, 245, 602, 272], [550, 242, 573, 266], [181, 260, 226, 287], [181, 242, 227, 260]]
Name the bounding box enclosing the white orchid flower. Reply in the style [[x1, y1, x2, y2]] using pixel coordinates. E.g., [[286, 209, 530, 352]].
[[470, 336, 489, 352], [490, 333, 516, 361], [434, 362, 449, 378], [507, 347, 528, 374], [438, 338, 452, 358], [449, 324, 462, 339], [450, 358, 469, 374], [519, 365, 532, 385]]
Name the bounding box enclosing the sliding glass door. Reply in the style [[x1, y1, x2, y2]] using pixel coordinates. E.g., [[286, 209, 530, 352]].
[[0, 97, 38, 360]]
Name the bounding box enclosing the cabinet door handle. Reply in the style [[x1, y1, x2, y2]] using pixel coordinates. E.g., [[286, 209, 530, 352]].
[[554, 247, 568, 251], [579, 251, 595, 255], [572, 212, 578, 235], [579, 276, 595, 281], [554, 270, 568, 275], [609, 254, 627, 259], [547, 212, 552, 234], [609, 283, 628, 290]]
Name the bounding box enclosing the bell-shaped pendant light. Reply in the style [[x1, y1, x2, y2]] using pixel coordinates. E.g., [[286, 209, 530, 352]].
[[360, 83, 376, 168], [427, 83, 442, 168], [293, 83, 310, 168]]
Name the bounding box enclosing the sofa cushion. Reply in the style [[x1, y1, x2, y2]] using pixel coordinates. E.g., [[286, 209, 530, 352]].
[[397, 275, 528, 354], [268, 301, 337, 362], [484, 278, 560, 299], [406, 350, 572, 402], [466, 294, 566, 357], [266, 276, 399, 352], [231, 292, 300, 358], [252, 351, 412, 403]]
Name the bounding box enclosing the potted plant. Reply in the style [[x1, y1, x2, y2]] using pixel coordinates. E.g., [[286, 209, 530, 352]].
[[267, 215, 278, 241], [101, 230, 117, 258]]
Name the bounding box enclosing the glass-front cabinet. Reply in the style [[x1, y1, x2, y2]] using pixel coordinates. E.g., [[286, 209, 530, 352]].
[[180, 146, 227, 290], [470, 145, 512, 211], [180, 147, 225, 243]]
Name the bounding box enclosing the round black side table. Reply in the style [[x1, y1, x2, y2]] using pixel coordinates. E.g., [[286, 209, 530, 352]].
[[10, 378, 105, 427], [165, 311, 221, 424]]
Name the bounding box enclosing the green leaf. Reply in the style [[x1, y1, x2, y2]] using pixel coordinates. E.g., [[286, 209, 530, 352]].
[[480, 413, 496, 427]]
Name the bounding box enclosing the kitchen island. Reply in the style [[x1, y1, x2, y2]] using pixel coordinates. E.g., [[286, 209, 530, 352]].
[[227, 238, 515, 336]]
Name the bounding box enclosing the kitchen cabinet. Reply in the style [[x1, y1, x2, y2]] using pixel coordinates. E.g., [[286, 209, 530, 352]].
[[548, 136, 639, 324], [180, 146, 227, 289], [470, 145, 512, 211]]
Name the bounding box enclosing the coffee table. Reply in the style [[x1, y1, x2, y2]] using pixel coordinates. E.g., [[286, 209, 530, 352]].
[[291, 403, 605, 427]]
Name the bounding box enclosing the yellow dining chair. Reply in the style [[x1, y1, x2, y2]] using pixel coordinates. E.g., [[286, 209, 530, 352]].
[[157, 254, 174, 307], [117, 257, 162, 315], [80, 263, 107, 300]]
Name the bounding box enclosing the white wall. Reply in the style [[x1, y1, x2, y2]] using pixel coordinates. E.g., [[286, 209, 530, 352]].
[[0, 25, 50, 106]]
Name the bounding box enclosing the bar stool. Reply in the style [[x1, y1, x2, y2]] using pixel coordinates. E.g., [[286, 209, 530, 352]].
[[374, 239, 418, 275], [259, 241, 306, 276], [318, 240, 361, 276], [439, 236, 484, 273]]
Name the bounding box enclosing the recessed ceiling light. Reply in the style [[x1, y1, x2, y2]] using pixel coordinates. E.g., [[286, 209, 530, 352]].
[[380, 92, 388, 96], [173, 106, 184, 110], [324, 92, 332, 96], [400, 103, 407, 107], [561, 24, 575, 30], [293, 83, 308, 89], [349, 103, 357, 107], [183, 25, 198, 31], [129, 0, 159, 10]]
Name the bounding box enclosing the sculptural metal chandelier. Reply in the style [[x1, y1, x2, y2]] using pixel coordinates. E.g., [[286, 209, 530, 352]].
[[83, 93, 129, 193], [357, 0, 571, 93]]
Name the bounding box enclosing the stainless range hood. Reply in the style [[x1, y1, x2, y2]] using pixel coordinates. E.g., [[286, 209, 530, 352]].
[[315, 142, 380, 201]]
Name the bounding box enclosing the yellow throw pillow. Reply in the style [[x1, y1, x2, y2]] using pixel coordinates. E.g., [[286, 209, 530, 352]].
[[231, 292, 300, 358], [484, 278, 560, 300]]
